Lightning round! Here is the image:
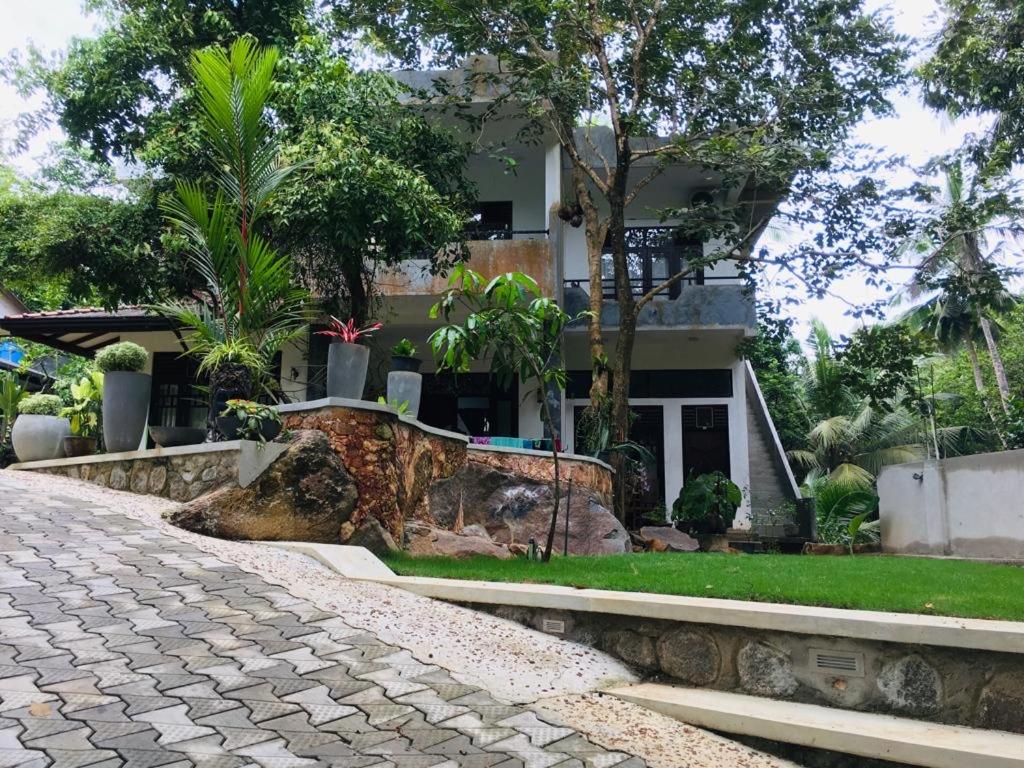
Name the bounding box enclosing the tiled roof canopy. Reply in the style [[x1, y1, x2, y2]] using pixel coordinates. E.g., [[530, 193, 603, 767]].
[[0, 306, 177, 357]]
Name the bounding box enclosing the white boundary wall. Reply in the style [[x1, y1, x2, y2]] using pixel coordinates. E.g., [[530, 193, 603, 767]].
[[878, 449, 1024, 560]]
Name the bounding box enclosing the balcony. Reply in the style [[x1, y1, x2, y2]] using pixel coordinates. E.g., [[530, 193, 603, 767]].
[[378, 231, 555, 300]]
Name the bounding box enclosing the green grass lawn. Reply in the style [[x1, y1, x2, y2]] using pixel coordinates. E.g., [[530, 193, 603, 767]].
[[385, 552, 1024, 622]]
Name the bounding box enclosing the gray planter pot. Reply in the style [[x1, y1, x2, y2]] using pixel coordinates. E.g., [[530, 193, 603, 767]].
[[11, 415, 70, 462], [103, 371, 151, 453], [327, 342, 370, 400], [387, 371, 422, 418]]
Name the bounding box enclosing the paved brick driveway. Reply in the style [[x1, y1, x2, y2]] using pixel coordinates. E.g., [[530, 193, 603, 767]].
[[0, 474, 643, 768]]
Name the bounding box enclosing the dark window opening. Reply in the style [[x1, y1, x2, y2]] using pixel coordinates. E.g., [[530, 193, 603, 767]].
[[149, 352, 207, 429], [417, 372, 518, 437], [565, 369, 733, 399], [466, 201, 514, 240], [682, 404, 730, 480]]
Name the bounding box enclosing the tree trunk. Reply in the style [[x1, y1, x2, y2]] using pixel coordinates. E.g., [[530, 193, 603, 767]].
[[341, 256, 370, 326], [539, 383, 562, 562], [965, 338, 1006, 445], [979, 316, 1012, 414], [576, 167, 610, 408]]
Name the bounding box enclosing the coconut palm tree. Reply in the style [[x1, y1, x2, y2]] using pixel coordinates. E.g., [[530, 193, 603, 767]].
[[153, 39, 309, 407], [788, 320, 926, 487], [901, 163, 1016, 413]]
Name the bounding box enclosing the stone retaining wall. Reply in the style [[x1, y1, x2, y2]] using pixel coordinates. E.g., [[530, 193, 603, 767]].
[[32, 447, 239, 502], [467, 447, 613, 506], [471, 603, 1024, 733]]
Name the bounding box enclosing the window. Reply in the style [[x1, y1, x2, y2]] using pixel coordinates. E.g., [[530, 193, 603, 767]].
[[466, 201, 514, 240], [149, 353, 207, 428], [600, 227, 704, 298], [565, 369, 733, 399]]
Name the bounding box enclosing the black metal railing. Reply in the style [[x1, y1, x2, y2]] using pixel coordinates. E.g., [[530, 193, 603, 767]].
[[463, 225, 549, 241], [564, 274, 737, 299]]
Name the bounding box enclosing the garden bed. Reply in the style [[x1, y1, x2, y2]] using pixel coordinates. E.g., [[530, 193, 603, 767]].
[[386, 551, 1024, 621]]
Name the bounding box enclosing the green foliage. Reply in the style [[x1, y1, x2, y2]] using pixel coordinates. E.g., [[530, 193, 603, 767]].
[[390, 339, 416, 358], [376, 396, 410, 415], [151, 39, 310, 402], [429, 265, 586, 561], [0, 374, 28, 441], [219, 398, 282, 442], [920, 0, 1024, 175], [17, 393, 63, 416], [5, 0, 307, 169], [837, 324, 930, 408], [61, 371, 104, 438], [740, 305, 807, 451], [671, 471, 742, 536], [0, 171, 182, 309], [802, 471, 880, 550], [272, 32, 473, 323], [95, 342, 148, 373]]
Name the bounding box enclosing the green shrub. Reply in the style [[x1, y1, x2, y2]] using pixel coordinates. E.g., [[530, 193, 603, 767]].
[[17, 393, 64, 416], [671, 471, 743, 535], [95, 342, 148, 373], [391, 338, 417, 357]]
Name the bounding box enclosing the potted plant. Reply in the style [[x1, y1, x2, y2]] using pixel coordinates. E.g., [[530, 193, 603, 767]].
[[95, 341, 151, 453], [671, 471, 742, 536], [390, 339, 422, 372], [61, 371, 104, 457], [317, 316, 382, 400], [11, 394, 70, 462], [217, 399, 282, 442], [387, 338, 423, 418]]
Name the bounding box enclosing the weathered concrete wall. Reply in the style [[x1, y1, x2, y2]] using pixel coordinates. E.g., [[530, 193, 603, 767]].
[[29, 446, 240, 502], [472, 603, 1024, 732], [879, 449, 1024, 559]]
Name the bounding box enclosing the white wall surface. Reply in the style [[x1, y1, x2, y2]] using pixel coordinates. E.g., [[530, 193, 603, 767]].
[[879, 449, 1024, 560]]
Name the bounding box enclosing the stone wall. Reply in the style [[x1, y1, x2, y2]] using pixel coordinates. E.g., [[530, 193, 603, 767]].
[[467, 447, 612, 506], [34, 447, 238, 502], [472, 604, 1024, 733], [276, 402, 624, 555]]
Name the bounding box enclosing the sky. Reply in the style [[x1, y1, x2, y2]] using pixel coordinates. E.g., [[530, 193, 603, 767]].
[[0, 0, 992, 343]]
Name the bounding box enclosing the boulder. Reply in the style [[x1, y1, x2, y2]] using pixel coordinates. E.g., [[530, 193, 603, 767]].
[[877, 655, 942, 716], [638, 526, 699, 552], [656, 629, 721, 685], [166, 430, 358, 543], [737, 642, 798, 697], [347, 517, 399, 557], [427, 463, 629, 555], [405, 521, 513, 559]]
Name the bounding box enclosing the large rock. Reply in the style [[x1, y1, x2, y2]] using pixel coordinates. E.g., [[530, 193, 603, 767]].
[[347, 517, 399, 557], [737, 641, 798, 697], [977, 671, 1024, 734], [405, 521, 513, 560], [166, 430, 358, 542], [427, 463, 629, 555], [877, 655, 942, 716], [656, 629, 721, 685], [638, 526, 699, 552]]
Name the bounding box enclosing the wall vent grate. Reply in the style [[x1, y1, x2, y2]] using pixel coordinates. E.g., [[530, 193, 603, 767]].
[[541, 618, 565, 635], [810, 649, 864, 677]]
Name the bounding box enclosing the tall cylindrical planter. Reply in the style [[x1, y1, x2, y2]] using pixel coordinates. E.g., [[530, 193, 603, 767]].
[[327, 342, 370, 400], [103, 371, 151, 453], [387, 371, 422, 418], [11, 415, 71, 463]]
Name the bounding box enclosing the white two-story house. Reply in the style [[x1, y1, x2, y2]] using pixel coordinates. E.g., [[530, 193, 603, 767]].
[[0, 58, 800, 531]]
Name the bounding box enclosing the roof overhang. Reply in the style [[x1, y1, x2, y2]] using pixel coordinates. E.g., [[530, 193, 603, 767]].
[[0, 314, 176, 358]]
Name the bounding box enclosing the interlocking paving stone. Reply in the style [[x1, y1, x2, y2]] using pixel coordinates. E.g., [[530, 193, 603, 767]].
[[0, 475, 642, 768]]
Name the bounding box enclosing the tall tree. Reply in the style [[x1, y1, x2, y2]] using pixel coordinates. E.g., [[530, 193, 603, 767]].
[[920, 0, 1024, 176], [897, 164, 1018, 413], [337, 0, 907, 476], [6, 0, 309, 170], [271, 34, 474, 324]]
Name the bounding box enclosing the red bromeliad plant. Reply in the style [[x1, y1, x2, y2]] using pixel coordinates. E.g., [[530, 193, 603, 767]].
[[315, 316, 384, 344]]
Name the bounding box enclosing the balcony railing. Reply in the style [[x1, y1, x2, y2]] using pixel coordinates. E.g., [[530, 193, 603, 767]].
[[564, 274, 737, 300], [463, 225, 549, 241]]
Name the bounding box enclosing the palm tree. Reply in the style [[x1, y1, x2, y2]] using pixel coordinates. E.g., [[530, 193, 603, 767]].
[[153, 39, 309, 406], [901, 291, 1006, 443], [901, 163, 1016, 413], [788, 320, 925, 487]]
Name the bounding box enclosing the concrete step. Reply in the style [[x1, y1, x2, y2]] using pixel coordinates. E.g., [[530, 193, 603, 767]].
[[605, 683, 1024, 768]]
